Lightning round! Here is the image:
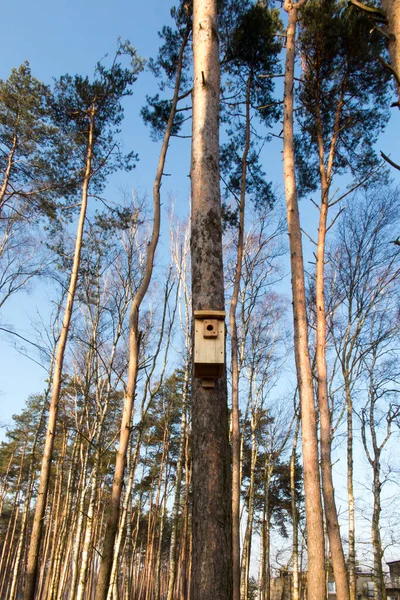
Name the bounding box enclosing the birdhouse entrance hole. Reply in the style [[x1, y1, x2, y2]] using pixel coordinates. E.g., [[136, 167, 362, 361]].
[[194, 310, 225, 388]]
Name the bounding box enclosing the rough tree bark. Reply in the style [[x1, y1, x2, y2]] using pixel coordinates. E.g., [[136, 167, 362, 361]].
[[282, 3, 326, 599], [190, 0, 233, 598]]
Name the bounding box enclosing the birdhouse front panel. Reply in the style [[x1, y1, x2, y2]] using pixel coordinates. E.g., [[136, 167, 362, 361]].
[[193, 310, 225, 380]]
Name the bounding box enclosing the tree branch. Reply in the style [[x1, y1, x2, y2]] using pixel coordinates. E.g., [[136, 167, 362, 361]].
[[380, 151, 400, 171]]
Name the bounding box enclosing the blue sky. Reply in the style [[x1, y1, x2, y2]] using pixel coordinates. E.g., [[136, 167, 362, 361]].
[[0, 0, 193, 431], [0, 0, 399, 437]]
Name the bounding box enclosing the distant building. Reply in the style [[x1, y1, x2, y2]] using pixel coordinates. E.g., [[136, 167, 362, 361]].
[[269, 561, 400, 600], [385, 560, 400, 600]]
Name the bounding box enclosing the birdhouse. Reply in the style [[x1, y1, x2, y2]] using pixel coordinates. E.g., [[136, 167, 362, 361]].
[[194, 310, 225, 388]]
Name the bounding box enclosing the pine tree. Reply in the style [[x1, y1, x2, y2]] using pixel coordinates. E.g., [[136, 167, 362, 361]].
[[0, 62, 59, 218]]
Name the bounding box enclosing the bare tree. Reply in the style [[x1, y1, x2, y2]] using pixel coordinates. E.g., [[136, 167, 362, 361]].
[[326, 188, 400, 600], [360, 309, 400, 600]]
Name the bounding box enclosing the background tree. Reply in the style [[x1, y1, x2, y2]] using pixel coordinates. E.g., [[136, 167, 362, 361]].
[[294, 2, 392, 596], [95, 8, 190, 595], [219, 3, 282, 597], [0, 62, 60, 217], [282, 1, 326, 598], [327, 188, 400, 600], [24, 43, 143, 600]]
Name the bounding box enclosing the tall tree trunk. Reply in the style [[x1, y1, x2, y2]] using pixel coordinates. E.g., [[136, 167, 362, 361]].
[[380, 0, 400, 105], [240, 416, 257, 600], [230, 72, 252, 600], [191, 1, 232, 598], [94, 26, 187, 600], [345, 380, 356, 600], [8, 432, 41, 600], [122, 497, 133, 600], [155, 466, 169, 600], [36, 483, 57, 600], [372, 458, 386, 600], [0, 443, 26, 598], [291, 414, 300, 600], [259, 465, 272, 600], [167, 355, 190, 600], [48, 430, 80, 600], [361, 352, 391, 600], [24, 107, 96, 600], [282, 4, 326, 599], [0, 451, 15, 518], [76, 469, 98, 600], [313, 32, 349, 594], [179, 417, 192, 600], [69, 455, 90, 597], [316, 187, 349, 600]]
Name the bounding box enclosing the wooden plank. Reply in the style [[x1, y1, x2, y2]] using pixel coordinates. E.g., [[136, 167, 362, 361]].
[[193, 309, 226, 319], [194, 320, 224, 365]]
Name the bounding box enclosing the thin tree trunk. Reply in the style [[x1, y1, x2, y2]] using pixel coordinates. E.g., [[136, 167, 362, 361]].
[[145, 429, 169, 600], [167, 355, 190, 600], [291, 414, 300, 600], [372, 458, 386, 600], [48, 432, 80, 600], [282, 4, 326, 599], [240, 421, 257, 600], [69, 457, 89, 597], [230, 72, 252, 600], [0, 451, 15, 518], [76, 469, 98, 600], [94, 26, 187, 600], [24, 108, 96, 600], [9, 389, 51, 598], [36, 484, 57, 600], [361, 351, 390, 600], [313, 33, 349, 595], [345, 380, 356, 600], [107, 439, 142, 600], [0, 505, 19, 598], [316, 188, 349, 600], [8, 453, 37, 600], [155, 470, 169, 600], [0, 441, 26, 596], [122, 497, 132, 600], [179, 417, 192, 600], [259, 465, 272, 600]]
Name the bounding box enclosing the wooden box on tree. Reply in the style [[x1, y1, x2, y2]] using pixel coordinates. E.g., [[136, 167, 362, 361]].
[[194, 310, 225, 388]]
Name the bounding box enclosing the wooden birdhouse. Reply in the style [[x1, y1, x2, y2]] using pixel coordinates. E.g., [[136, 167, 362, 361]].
[[194, 310, 225, 387]]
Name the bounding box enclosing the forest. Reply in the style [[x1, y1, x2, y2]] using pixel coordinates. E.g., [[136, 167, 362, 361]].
[[0, 0, 399, 599]]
